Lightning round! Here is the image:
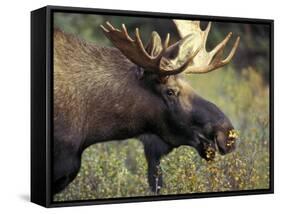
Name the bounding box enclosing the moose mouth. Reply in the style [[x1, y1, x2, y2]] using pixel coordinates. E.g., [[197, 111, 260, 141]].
[[195, 130, 238, 161]]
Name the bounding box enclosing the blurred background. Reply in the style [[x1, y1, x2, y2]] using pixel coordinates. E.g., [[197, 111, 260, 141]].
[[53, 13, 270, 201]]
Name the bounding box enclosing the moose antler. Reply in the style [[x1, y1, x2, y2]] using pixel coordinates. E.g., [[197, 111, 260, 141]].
[[100, 20, 239, 76], [173, 20, 240, 74], [100, 21, 201, 76]]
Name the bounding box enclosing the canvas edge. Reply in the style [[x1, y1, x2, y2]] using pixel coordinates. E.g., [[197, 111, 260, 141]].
[[30, 5, 274, 208], [31, 6, 48, 207]]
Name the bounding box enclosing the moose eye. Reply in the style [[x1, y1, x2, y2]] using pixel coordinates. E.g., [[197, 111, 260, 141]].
[[166, 88, 175, 96]]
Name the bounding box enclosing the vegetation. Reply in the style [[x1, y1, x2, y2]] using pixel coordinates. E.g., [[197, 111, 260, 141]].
[[53, 13, 270, 201]]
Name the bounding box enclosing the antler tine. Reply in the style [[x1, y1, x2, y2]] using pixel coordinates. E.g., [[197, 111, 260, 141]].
[[135, 28, 151, 59], [106, 21, 115, 30], [163, 33, 170, 50], [203, 22, 212, 46], [100, 24, 109, 33], [121, 24, 134, 42], [222, 36, 240, 64], [210, 32, 232, 56]]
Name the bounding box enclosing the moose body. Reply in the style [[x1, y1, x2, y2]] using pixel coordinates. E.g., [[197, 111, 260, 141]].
[[53, 20, 239, 194]]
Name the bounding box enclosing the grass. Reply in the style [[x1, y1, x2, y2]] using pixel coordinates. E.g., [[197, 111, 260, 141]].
[[54, 66, 270, 201]]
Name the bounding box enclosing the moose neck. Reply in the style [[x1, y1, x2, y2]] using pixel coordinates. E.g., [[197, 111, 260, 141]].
[[54, 29, 165, 147], [82, 47, 164, 145]]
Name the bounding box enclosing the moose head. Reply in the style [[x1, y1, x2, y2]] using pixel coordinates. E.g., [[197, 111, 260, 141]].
[[100, 20, 240, 161]]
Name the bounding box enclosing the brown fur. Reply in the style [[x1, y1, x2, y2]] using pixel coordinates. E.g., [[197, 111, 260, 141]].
[[54, 29, 163, 149]]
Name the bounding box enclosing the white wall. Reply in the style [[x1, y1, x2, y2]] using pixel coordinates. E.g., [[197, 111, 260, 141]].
[[0, 0, 279, 212]]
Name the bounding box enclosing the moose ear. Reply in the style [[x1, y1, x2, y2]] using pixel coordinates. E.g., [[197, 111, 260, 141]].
[[145, 31, 163, 57], [144, 32, 167, 82], [132, 32, 162, 80]]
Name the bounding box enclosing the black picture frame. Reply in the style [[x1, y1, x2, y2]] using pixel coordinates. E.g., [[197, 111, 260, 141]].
[[31, 5, 274, 208]]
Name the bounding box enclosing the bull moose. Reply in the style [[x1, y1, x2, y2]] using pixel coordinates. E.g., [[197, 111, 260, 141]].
[[53, 19, 240, 194]]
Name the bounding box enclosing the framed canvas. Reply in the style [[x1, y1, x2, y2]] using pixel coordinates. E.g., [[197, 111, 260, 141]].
[[31, 5, 274, 207]]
